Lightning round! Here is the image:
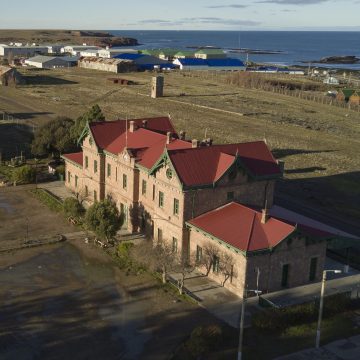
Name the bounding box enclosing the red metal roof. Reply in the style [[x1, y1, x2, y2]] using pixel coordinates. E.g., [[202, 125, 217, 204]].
[[62, 152, 83, 166], [188, 202, 296, 253], [168, 142, 281, 187], [89, 117, 176, 149]]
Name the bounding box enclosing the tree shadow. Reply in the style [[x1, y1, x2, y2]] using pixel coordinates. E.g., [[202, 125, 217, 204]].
[[8, 112, 53, 120], [25, 75, 78, 86]]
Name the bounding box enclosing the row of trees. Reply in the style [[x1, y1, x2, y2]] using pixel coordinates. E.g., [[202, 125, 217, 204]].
[[134, 239, 236, 295], [31, 104, 105, 157]]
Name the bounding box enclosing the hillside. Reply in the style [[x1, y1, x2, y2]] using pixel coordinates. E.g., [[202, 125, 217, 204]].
[[0, 30, 138, 47]]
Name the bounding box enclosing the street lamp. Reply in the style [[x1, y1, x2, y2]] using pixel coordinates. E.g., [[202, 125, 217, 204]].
[[238, 288, 262, 360], [315, 269, 342, 348]]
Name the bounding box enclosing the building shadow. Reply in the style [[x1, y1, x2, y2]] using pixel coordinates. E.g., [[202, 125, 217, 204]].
[[8, 112, 53, 120], [25, 75, 78, 86], [272, 148, 335, 159]]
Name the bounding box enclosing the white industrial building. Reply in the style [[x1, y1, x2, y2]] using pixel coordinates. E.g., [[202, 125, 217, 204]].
[[61, 45, 101, 56], [25, 56, 72, 69], [79, 49, 100, 57], [0, 44, 48, 57]]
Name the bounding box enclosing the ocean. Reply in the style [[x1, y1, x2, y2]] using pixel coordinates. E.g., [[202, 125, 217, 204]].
[[110, 30, 360, 70]]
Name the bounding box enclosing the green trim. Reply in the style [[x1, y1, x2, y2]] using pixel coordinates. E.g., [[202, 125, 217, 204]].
[[77, 123, 90, 146], [103, 150, 118, 159]]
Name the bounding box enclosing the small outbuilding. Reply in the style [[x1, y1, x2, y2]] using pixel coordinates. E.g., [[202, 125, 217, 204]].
[[194, 49, 226, 59], [349, 91, 360, 105], [78, 57, 137, 73], [0, 66, 25, 86], [336, 89, 355, 102]]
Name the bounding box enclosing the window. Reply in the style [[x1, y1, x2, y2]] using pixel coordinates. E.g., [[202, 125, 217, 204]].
[[107, 163, 111, 178], [75, 175, 78, 187], [309, 257, 318, 281], [166, 168, 173, 179], [94, 190, 97, 202], [152, 185, 155, 201], [85, 185, 88, 197], [115, 167, 118, 181], [281, 264, 290, 287], [123, 174, 127, 189], [173, 198, 179, 215], [94, 160, 98, 173], [213, 255, 220, 273], [196, 245, 203, 262], [159, 191, 164, 208], [85, 156, 88, 169], [227, 191, 234, 201], [142, 180, 147, 195], [172, 237, 178, 253], [67, 171, 71, 182], [158, 228, 163, 241]]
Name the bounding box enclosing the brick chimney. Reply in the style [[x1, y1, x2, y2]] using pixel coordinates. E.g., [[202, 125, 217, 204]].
[[192, 139, 200, 148], [261, 208, 270, 224], [129, 120, 137, 133], [179, 130, 186, 140], [142, 120, 148, 128], [166, 132, 172, 144]]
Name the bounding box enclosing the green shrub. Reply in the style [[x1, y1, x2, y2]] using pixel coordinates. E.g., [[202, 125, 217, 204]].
[[185, 324, 223, 357], [12, 165, 36, 184], [63, 197, 84, 218]]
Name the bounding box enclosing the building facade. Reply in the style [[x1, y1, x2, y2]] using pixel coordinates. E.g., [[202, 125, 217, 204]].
[[63, 116, 332, 296]]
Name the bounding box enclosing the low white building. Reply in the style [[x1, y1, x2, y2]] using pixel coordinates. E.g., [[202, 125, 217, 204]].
[[323, 76, 339, 85], [25, 56, 71, 69], [46, 45, 63, 54], [80, 49, 100, 57], [98, 48, 138, 58], [0, 44, 48, 57], [61, 45, 101, 56]]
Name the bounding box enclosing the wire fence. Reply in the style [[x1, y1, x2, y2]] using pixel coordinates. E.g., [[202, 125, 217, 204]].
[[0, 111, 38, 132]]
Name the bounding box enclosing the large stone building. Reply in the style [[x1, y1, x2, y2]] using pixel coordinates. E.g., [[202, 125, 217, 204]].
[[63, 116, 333, 296]]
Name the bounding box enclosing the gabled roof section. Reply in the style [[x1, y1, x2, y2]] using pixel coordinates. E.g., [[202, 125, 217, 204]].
[[88, 117, 177, 150], [168, 141, 281, 187], [62, 152, 83, 167], [187, 202, 296, 253]]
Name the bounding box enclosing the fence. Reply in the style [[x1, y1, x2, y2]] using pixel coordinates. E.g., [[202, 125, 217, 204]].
[[179, 70, 360, 113], [0, 111, 38, 132]]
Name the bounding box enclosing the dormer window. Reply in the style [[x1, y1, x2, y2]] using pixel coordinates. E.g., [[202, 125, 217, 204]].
[[166, 168, 173, 179]]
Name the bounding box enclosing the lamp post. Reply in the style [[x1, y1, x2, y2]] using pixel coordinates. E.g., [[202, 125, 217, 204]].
[[238, 288, 262, 360], [315, 269, 342, 348]]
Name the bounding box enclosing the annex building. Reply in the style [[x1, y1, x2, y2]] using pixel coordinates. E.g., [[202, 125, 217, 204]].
[[63, 116, 338, 297]]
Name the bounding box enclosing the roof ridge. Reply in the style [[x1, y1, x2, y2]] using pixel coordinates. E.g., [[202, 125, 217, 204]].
[[245, 212, 257, 252]]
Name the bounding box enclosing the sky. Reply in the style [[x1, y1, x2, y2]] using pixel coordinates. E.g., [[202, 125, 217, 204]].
[[1, 0, 360, 31]]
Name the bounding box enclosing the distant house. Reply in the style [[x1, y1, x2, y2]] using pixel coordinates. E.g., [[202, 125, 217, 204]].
[[0, 66, 25, 86], [323, 76, 339, 85], [173, 50, 195, 59], [349, 91, 360, 105], [194, 49, 226, 59], [158, 49, 180, 61], [173, 58, 245, 71], [24, 56, 72, 69], [336, 89, 356, 102]]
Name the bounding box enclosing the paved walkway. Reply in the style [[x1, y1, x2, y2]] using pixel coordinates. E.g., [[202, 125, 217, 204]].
[[38, 180, 73, 201], [276, 335, 360, 360]]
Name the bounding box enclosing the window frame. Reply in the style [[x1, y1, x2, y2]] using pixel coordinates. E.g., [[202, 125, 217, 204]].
[[142, 179, 147, 196], [123, 174, 127, 190], [94, 160, 98, 174], [173, 198, 179, 215], [159, 191, 164, 208]]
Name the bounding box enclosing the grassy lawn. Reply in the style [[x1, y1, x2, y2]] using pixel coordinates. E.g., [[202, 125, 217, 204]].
[[1, 67, 360, 222], [244, 312, 360, 360]]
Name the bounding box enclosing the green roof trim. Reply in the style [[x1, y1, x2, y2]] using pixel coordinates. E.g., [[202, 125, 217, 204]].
[[340, 89, 356, 99], [195, 49, 225, 55]]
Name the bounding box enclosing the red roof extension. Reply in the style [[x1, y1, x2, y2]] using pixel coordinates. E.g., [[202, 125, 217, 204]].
[[62, 152, 83, 166], [168, 142, 281, 187], [188, 202, 296, 253], [89, 117, 176, 150]]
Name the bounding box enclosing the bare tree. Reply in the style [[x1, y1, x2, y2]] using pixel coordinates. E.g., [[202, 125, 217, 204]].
[[133, 239, 176, 284], [219, 252, 236, 287], [74, 186, 90, 206], [200, 242, 221, 276], [174, 251, 198, 295]]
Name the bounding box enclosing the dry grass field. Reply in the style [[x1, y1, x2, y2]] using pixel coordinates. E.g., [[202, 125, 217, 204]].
[[1, 67, 359, 223]]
